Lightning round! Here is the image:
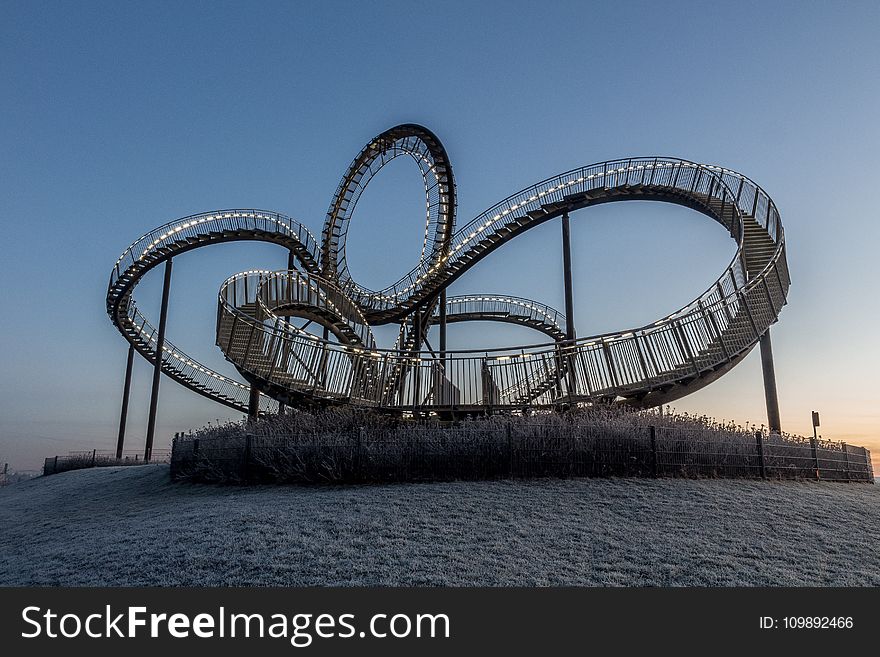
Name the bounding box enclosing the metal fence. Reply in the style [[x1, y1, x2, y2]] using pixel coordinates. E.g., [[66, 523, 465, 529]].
[[43, 449, 171, 476], [170, 424, 874, 485]]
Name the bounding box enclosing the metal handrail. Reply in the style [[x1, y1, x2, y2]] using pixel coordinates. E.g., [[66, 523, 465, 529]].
[[348, 158, 749, 310]]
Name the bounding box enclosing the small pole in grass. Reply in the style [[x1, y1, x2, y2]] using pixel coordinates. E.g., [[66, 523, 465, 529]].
[[811, 411, 821, 480], [755, 431, 766, 479]]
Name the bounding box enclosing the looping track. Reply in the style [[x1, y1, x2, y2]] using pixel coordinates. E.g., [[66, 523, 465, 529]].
[[107, 124, 789, 415]]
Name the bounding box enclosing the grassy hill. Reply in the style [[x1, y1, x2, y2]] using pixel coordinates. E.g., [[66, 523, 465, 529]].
[[1, 465, 878, 586]]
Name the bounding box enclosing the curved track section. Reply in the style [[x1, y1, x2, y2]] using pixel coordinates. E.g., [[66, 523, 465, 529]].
[[321, 124, 456, 299], [107, 210, 322, 413], [108, 125, 790, 416], [433, 295, 566, 341]]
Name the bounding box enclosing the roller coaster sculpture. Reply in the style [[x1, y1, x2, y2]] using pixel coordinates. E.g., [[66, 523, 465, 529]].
[[107, 124, 789, 459]]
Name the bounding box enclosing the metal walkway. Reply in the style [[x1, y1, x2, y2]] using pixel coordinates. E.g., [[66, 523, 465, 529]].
[[107, 123, 789, 433]]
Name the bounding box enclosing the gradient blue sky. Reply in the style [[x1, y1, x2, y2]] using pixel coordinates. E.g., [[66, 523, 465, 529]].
[[2, 1, 879, 471]]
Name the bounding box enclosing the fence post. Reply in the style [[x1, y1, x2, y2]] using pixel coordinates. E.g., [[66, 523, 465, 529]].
[[650, 426, 658, 478], [507, 422, 513, 477], [755, 431, 766, 479], [54, 455, 58, 472], [810, 436, 820, 480], [242, 433, 253, 481], [841, 443, 850, 483], [357, 426, 365, 482], [91, 449, 97, 467], [193, 438, 200, 457]]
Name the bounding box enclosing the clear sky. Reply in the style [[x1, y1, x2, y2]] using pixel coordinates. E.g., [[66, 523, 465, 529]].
[[1, 1, 878, 472]]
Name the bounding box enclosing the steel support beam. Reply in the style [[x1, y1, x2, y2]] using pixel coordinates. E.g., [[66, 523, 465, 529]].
[[413, 308, 422, 351], [320, 326, 330, 387], [145, 258, 173, 462], [278, 249, 297, 416], [759, 328, 781, 433], [561, 212, 577, 399], [248, 383, 260, 420], [115, 343, 135, 460], [439, 289, 447, 361], [438, 290, 447, 405], [561, 212, 576, 341]]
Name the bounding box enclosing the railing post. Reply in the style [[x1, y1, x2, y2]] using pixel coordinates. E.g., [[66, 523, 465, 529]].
[[715, 280, 734, 323], [145, 257, 173, 462], [116, 343, 135, 459], [507, 422, 514, 477], [755, 431, 766, 479], [672, 320, 699, 374]]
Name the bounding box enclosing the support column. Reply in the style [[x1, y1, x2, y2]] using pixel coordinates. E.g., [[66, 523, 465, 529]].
[[561, 211, 576, 341], [248, 383, 260, 420], [278, 249, 296, 416], [561, 212, 577, 399], [320, 326, 330, 388], [413, 308, 422, 351], [438, 290, 447, 405], [439, 289, 447, 361], [116, 343, 135, 459], [145, 258, 173, 462], [759, 328, 781, 434], [412, 309, 422, 409]]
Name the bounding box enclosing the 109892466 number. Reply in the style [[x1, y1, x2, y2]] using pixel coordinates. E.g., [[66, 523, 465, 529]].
[[783, 617, 853, 629]]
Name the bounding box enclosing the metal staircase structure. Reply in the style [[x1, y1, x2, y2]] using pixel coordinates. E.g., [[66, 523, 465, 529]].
[[107, 124, 790, 457]]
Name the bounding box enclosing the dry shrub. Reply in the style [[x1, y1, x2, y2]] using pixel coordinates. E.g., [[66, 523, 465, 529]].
[[170, 406, 874, 485]]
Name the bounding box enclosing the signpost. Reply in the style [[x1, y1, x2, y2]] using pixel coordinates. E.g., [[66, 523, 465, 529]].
[[810, 410, 821, 479]]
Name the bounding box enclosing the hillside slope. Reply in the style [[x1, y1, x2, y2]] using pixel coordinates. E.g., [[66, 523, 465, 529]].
[[1, 466, 878, 586]]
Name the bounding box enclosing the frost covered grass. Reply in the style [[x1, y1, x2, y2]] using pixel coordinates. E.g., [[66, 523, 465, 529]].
[[1, 465, 878, 586]]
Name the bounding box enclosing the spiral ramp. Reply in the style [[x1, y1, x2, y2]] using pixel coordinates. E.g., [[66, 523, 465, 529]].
[[108, 125, 789, 419]]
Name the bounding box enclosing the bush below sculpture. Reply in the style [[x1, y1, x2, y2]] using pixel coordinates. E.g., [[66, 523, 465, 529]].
[[170, 408, 873, 485]]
